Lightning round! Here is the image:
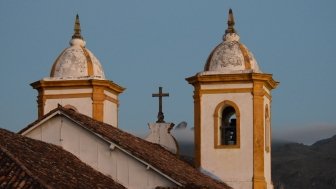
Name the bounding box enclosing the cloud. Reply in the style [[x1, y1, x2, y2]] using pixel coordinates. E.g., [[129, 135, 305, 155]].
[[172, 128, 194, 143]]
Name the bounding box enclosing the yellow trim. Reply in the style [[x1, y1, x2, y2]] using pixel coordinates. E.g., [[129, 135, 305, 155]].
[[32, 79, 124, 125], [193, 85, 202, 168], [81, 47, 94, 76], [44, 93, 92, 99], [186, 73, 279, 90], [92, 86, 104, 122], [239, 44, 252, 69], [265, 105, 270, 153], [200, 88, 252, 94], [31, 79, 125, 95], [186, 72, 278, 187], [43, 93, 118, 104], [105, 95, 119, 105], [253, 81, 267, 189], [37, 89, 45, 119], [214, 100, 240, 149], [264, 90, 272, 101]]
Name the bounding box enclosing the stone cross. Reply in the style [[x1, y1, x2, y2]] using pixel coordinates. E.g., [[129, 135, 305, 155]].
[[152, 87, 169, 123]]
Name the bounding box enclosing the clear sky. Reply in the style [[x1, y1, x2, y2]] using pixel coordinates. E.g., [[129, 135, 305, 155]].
[[0, 1, 335, 144]]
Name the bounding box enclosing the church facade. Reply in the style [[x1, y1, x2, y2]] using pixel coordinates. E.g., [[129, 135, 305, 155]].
[[20, 9, 278, 189]]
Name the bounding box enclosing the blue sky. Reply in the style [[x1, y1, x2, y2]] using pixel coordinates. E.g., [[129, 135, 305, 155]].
[[0, 1, 336, 144]]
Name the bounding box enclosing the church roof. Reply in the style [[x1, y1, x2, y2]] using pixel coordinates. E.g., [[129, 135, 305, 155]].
[[49, 15, 106, 80], [0, 128, 125, 189], [203, 9, 261, 75], [20, 106, 232, 189]]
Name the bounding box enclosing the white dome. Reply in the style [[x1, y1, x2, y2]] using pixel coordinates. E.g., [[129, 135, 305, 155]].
[[203, 9, 261, 75], [50, 15, 105, 80]]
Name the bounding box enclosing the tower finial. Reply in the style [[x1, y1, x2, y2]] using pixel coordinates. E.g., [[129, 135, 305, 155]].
[[72, 14, 83, 39], [225, 8, 236, 34]]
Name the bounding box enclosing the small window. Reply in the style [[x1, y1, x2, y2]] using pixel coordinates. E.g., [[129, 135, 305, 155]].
[[214, 100, 240, 148]]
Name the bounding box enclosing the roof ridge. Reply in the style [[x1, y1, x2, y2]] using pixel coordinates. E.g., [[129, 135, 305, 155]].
[[20, 106, 231, 189]]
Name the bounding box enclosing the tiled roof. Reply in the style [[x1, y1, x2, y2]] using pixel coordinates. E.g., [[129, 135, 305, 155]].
[[20, 107, 232, 189], [0, 128, 125, 189]]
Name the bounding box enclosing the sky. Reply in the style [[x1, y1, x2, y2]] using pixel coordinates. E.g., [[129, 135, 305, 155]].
[[0, 1, 336, 144]]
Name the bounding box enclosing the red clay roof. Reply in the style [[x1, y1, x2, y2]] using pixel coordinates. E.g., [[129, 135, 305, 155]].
[[20, 107, 232, 189], [0, 128, 125, 189]]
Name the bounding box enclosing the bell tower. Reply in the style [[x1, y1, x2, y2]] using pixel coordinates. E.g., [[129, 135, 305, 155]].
[[31, 15, 124, 127], [186, 9, 278, 189]]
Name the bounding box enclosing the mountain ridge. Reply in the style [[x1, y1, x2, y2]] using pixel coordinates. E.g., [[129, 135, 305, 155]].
[[272, 134, 336, 189]]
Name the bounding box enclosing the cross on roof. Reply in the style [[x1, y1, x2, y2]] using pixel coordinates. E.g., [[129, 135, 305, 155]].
[[152, 87, 169, 123]]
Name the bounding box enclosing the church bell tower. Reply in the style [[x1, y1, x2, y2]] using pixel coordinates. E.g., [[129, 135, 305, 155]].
[[186, 9, 278, 189], [31, 15, 124, 127]]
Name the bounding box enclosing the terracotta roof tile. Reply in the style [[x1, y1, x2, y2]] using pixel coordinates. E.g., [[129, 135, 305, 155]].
[[20, 107, 231, 189], [0, 128, 125, 189]]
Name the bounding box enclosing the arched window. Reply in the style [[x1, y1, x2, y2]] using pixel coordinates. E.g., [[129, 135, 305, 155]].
[[214, 100, 240, 148], [265, 105, 270, 152], [221, 106, 237, 145]]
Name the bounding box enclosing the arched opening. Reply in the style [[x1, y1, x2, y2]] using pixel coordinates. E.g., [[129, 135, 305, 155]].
[[221, 106, 237, 145], [214, 100, 240, 148]]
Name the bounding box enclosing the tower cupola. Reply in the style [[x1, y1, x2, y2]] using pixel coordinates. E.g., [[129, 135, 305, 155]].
[[32, 15, 124, 127], [50, 14, 105, 80], [186, 9, 278, 189], [203, 9, 261, 75]]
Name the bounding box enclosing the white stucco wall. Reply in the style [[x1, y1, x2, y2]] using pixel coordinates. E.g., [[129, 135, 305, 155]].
[[201, 83, 253, 90], [44, 98, 93, 117], [104, 90, 117, 99], [145, 122, 178, 154], [44, 88, 93, 95], [24, 115, 177, 189], [199, 84, 254, 189], [104, 100, 117, 127], [264, 97, 273, 189]]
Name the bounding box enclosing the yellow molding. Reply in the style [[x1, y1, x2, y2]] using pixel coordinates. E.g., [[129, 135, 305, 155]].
[[214, 100, 241, 149], [92, 86, 105, 122], [264, 90, 272, 101], [193, 89, 202, 168], [253, 81, 267, 189], [200, 88, 252, 94], [105, 95, 119, 105], [81, 47, 94, 76], [239, 44, 252, 69], [186, 73, 279, 90], [265, 104, 270, 153], [44, 93, 92, 99], [37, 89, 45, 119], [43, 87, 93, 91], [31, 79, 125, 94]]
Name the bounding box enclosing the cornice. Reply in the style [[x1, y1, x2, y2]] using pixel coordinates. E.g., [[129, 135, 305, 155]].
[[31, 79, 125, 94], [186, 73, 279, 90]]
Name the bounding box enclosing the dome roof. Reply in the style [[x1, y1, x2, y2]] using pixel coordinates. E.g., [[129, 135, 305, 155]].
[[50, 15, 105, 80], [203, 9, 261, 75]]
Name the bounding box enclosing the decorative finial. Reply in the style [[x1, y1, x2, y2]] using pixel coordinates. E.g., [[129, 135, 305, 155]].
[[72, 14, 83, 39], [225, 9, 236, 34]]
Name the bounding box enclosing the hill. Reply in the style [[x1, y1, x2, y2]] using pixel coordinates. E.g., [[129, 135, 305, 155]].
[[272, 135, 336, 189]]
